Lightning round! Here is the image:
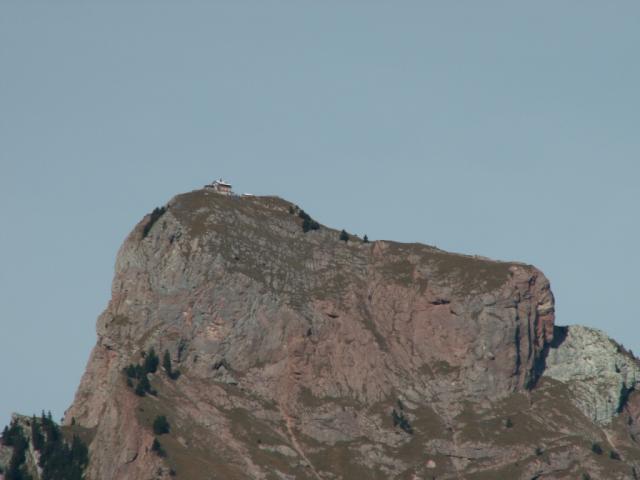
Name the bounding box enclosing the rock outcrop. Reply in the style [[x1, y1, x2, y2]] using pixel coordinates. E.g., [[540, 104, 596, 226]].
[[25, 188, 638, 479], [544, 325, 640, 425]]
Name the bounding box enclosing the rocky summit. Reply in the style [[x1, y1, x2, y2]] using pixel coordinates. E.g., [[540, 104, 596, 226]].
[[2, 188, 640, 480]]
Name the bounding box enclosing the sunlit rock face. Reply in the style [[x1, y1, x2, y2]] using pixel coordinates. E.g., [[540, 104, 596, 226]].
[[544, 325, 640, 425], [56, 188, 640, 480]]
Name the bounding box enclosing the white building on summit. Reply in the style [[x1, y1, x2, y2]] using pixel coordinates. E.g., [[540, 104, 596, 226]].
[[206, 178, 233, 195]]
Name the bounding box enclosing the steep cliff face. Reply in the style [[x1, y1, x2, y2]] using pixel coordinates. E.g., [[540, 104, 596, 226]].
[[61, 189, 640, 479]]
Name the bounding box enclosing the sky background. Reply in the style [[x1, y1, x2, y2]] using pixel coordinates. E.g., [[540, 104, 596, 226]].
[[1, 1, 639, 427]]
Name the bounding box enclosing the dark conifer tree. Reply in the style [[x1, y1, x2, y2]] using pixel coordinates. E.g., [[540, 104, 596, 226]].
[[31, 416, 44, 451], [151, 438, 166, 457], [163, 350, 172, 375], [153, 415, 170, 435], [162, 350, 180, 380], [135, 375, 150, 397], [144, 348, 159, 374]]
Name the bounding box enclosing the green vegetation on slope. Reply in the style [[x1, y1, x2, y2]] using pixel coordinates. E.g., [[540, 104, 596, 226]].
[[142, 206, 167, 238], [1, 413, 89, 480], [124, 347, 180, 397], [123, 357, 157, 397], [296, 208, 320, 233], [153, 416, 170, 435]]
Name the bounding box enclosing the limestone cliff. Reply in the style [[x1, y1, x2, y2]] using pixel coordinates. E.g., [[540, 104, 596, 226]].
[[544, 325, 640, 425], [17, 188, 639, 479]]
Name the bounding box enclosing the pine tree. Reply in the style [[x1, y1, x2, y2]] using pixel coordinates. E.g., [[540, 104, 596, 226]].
[[31, 416, 44, 451], [71, 435, 89, 468], [391, 408, 413, 434], [299, 210, 320, 232], [143, 348, 159, 374], [124, 364, 138, 379], [339, 230, 349, 242], [363, 234, 369, 243], [3, 422, 23, 447], [135, 375, 151, 397], [163, 350, 180, 380], [142, 206, 167, 238], [153, 415, 170, 435], [151, 438, 166, 457], [6, 426, 30, 480]]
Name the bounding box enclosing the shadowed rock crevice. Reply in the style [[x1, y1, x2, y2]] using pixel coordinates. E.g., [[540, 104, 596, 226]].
[[618, 384, 635, 414], [527, 326, 568, 390], [549, 325, 569, 348]]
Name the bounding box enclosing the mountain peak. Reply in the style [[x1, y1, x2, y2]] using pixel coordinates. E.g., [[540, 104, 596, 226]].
[[4, 187, 638, 479]]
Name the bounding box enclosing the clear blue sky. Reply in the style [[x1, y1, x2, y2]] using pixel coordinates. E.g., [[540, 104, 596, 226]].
[[1, 2, 639, 427]]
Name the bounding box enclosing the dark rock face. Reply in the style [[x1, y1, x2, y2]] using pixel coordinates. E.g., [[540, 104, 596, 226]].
[[61, 190, 639, 479]]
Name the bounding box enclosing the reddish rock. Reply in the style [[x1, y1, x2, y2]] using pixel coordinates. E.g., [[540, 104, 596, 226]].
[[58, 190, 638, 480]]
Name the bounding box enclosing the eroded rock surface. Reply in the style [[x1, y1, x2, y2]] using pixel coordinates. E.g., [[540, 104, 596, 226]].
[[544, 325, 640, 425], [59, 189, 640, 480]]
